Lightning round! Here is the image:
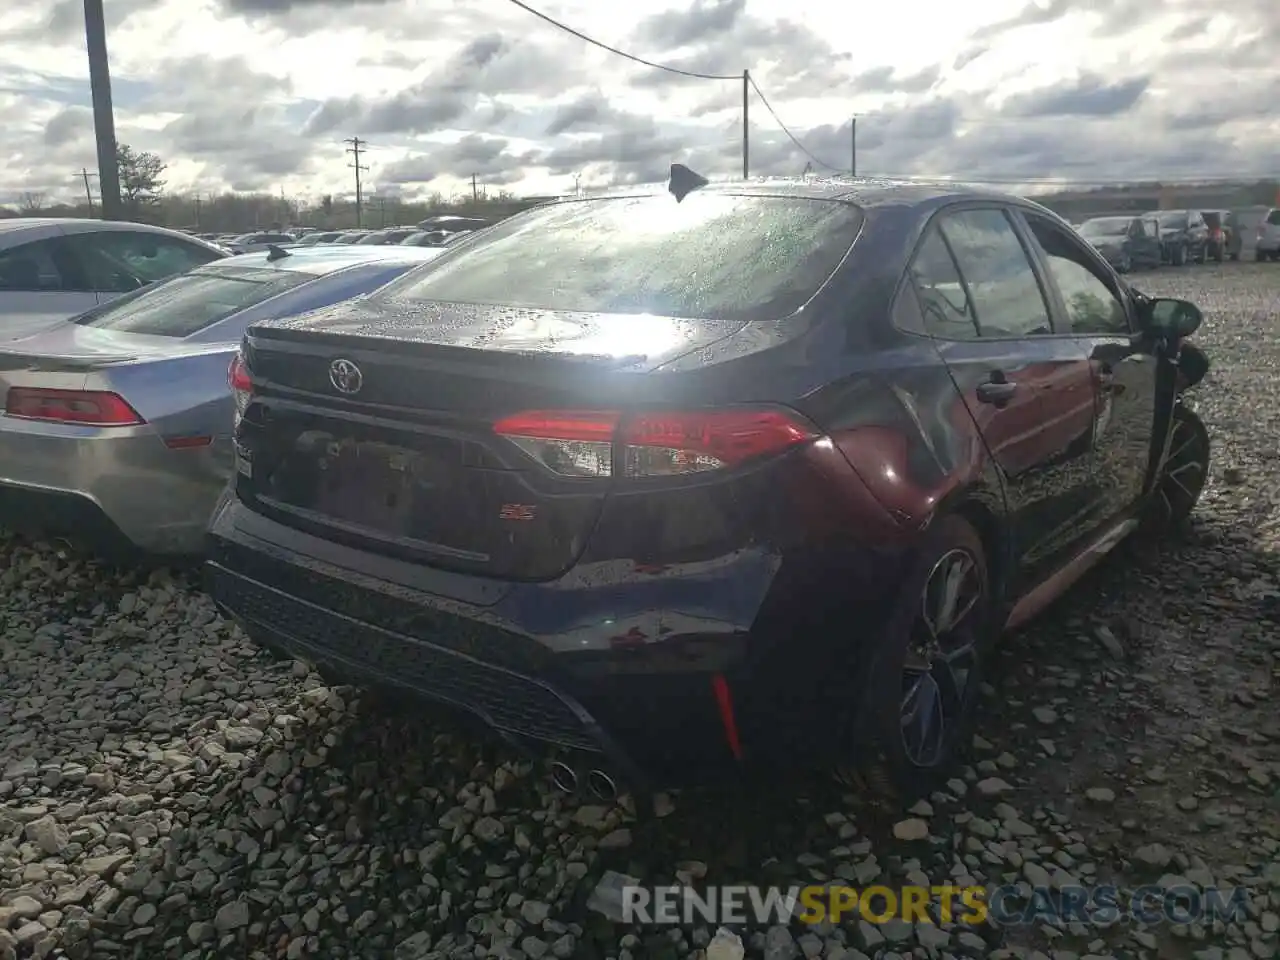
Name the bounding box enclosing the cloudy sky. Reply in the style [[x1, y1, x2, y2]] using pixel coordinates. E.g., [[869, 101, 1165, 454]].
[[1, 0, 1276, 205]]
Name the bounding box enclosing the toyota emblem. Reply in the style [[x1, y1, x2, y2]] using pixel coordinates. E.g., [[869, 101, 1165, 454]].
[[329, 358, 363, 395]]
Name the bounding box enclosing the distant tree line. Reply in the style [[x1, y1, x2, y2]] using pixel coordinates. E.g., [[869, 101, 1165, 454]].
[[4, 143, 547, 233]]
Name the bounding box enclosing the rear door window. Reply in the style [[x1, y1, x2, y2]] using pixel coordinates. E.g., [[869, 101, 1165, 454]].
[[938, 209, 1054, 338], [375, 193, 865, 323], [73, 267, 311, 337], [906, 227, 979, 340]]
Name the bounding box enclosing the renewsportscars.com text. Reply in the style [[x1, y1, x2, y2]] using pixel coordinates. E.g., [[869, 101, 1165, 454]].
[[621, 884, 1249, 927]]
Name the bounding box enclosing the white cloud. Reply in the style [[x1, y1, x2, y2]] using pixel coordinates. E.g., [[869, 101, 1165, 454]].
[[0, 0, 1275, 205]]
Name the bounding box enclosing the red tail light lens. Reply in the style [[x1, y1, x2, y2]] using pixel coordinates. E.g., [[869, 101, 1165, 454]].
[[5, 387, 144, 426], [228, 352, 252, 421], [492, 408, 818, 478]]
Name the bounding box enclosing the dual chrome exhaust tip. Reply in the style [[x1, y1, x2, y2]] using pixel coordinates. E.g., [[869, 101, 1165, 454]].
[[549, 760, 618, 802]]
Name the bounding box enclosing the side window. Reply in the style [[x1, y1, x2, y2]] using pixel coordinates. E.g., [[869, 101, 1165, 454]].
[[938, 209, 1053, 338], [1267, 209, 1280, 226], [905, 227, 979, 339], [1023, 216, 1130, 336], [66, 231, 221, 290], [0, 238, 69, 292]]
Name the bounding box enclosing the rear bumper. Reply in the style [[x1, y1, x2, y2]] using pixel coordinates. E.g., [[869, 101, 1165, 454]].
[[0, 419, 231, 555], [205, 560, 659, 784], [205, 492, 906, 784]]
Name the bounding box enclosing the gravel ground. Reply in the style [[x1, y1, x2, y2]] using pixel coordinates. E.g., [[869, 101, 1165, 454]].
[[1, 262, 1277, 960]]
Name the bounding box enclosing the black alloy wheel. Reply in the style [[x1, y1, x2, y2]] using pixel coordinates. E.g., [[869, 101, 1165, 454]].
[[856, 515, 993, 800], [1151, 405, 1210, 528]]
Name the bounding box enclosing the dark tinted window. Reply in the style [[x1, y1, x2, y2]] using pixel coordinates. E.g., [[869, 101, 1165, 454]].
[[908, 227, 978, 340], [378, 194, 864, 322], [1202, 212, 1222, 228], [1268, 209, 1280, 226], [1158, 212, 1188, 228], [1023, 216, 1129, 336], [74, 266, 310, 336], [0, 238, 80, 292], [939, 209, 1052, 337]]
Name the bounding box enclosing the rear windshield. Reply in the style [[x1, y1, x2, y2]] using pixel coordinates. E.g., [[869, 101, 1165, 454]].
[[74, 267, 311, 337], [1080, 218, 1131, 236], [1158, 212, 1187, 227], [377, 193, 864, 322]]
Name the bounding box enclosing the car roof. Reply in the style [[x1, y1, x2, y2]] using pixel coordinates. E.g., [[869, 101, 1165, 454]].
[[0, 217, 211, 238], [196, 244, 446, 277], [537, 176, 1043, 212]]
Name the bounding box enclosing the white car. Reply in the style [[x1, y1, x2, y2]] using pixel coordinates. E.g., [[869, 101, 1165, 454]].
[[0, 218, 228, 340], [225, 231, 297, 254], [1255, 208, 1280, 262]]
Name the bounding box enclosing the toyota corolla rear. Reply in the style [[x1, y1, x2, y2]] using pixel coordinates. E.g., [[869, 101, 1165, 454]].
[[205, 187, 912, 784]]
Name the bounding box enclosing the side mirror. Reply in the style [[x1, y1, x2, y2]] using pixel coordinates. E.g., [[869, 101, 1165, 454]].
[[1146, 297, 1202, 338]]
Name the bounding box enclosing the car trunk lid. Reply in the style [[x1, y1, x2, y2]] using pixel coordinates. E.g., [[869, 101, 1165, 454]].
[[235, 303, 742, 581]]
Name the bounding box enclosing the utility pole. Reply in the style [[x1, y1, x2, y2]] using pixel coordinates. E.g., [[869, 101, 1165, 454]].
[[194, 195, 201, 228], [742, 69, 750, 180], [77, 168, 98, 215], [83, 0, 121, 219], [471, 174, 478, 204], [850, 116, 857, 178], [378, 195, 387, 227], [573, 173, 581, 197], [344, 137, 369, 227]]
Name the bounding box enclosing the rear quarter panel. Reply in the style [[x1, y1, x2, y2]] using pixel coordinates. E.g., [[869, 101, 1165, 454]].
[[654, 197, 1007, 544], [95, 347, 238, 484]]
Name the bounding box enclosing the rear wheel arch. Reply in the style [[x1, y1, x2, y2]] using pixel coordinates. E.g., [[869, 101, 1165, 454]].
[[930, 490, 1010, 605]]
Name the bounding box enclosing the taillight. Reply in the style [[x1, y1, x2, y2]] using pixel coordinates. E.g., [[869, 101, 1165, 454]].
[[4, 387, 143, 426], [492, 408, 818, 478], [228, 352, 251, 422]]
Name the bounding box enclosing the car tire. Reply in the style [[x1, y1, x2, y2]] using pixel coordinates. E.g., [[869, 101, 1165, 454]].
[[1118, 254, 1132, 273], [1256, 250, 1268, 262], [856, 514, 995, 801], [1172, 244, 1187, 266], [1195, 245, 1207, 264], [1145, 405, 1210, 532], [1229, 251, 1238, 261]]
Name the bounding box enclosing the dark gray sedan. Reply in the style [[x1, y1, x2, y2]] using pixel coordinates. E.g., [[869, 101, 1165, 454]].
[[1077, 215, 1162, 272]]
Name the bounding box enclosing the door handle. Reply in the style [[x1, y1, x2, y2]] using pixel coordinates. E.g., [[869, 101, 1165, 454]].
[[976, 380, 1018, 405]]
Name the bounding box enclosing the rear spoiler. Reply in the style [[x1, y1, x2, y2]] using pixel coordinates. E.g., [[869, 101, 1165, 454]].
[[0, 351, 138, 373]]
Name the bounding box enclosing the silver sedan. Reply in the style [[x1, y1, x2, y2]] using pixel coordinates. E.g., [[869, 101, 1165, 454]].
[[0, 243, 447, 558]]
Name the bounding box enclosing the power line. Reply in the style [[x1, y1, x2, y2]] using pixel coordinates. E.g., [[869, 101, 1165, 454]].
[[743, 75, 1280, 187], [501, 0, 740, 80], [746, 75, 847, 174]]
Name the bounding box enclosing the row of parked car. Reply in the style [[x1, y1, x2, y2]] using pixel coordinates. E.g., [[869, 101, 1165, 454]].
[[196, 215, 494, 256], [1075, 205, 1280, 272], [0, 173, 1216, 799]]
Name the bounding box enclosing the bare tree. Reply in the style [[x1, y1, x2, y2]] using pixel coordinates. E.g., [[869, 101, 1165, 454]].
[[18, 192, 46, 213]]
